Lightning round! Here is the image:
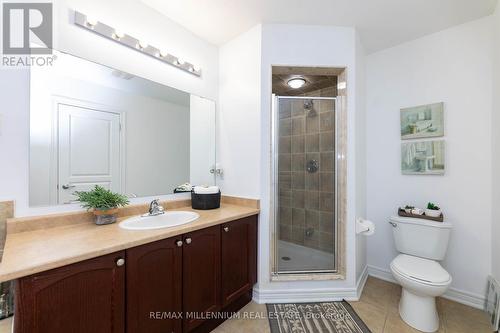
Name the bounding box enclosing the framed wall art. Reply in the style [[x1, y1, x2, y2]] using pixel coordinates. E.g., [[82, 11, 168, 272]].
[[401, 140, 445, 175], [401, 102, 444, 140]]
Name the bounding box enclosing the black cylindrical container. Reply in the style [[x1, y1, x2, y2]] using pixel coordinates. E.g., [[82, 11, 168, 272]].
[[191, 191, 221, 210]]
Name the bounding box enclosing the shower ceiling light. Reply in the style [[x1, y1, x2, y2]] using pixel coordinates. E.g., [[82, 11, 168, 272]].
[[287, 78, 306, 89]]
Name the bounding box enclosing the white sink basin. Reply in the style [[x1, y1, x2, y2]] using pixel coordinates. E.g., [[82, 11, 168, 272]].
[[119, 211, 200, 230]]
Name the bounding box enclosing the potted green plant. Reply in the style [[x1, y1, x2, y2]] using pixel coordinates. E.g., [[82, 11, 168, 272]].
[[404, 205, 415, 214], [74, 185, 129, 225], [425, 202, 442, 218]]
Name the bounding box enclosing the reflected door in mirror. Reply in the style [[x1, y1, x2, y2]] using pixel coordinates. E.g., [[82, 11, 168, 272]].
[[58, 103, 121, 204]]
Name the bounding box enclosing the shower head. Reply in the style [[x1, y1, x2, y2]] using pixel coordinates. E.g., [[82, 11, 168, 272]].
[[304, 99, 313, 110], [304, 100, 317, 118]]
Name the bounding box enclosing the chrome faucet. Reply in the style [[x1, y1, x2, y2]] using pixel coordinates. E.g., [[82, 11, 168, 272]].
[[145, 199, 165, 216]]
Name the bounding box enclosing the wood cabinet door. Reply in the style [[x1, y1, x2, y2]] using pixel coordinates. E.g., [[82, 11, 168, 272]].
[[221, 215, 257, 307], [14, 251, 125, 333], [182, 225, 221, 332], [126, 238, 182, 333]]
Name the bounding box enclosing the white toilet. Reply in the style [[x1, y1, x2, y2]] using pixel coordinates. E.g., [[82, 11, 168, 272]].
[[389, 216, 453, 332]]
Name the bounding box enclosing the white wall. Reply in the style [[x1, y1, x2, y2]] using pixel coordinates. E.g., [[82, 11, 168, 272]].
[[190, 95, 216, 186], [366, 17, 493, 306], [218, 25, 262, 198], [355, 33, 367, 284], [492, 4, 500, 282], [0, 0, 219, 216], [256, 24, 361, 301]]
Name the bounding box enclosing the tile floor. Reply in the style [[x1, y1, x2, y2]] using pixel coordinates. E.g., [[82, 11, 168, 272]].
[[212, 277, 493, 333]]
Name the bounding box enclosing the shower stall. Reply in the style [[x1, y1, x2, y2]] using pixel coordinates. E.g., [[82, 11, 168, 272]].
[[272, 95, 339, 276]]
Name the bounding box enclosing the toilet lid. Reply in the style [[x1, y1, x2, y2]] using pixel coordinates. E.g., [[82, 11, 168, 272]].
[[391, 254, 451, 285]]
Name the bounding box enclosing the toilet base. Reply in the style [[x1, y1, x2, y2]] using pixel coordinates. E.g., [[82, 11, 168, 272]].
[[399, 288, 439, 332]]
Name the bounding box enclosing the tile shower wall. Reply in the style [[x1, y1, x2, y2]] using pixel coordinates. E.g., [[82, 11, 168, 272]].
[[278, 87, 336, 253]]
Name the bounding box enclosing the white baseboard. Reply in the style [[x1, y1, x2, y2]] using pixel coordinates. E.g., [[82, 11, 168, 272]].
[[442, 287, 487, 310], [252, 266, 369, 304], [367, 265, 397, 284], [356, 265, 369, 300], [253, 286, 359, 304], [367, 265, 486, 310], [251, 264, 484, 309]]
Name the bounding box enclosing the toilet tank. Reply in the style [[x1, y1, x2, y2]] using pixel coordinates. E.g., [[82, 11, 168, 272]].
[[389, 216, 452, 260]]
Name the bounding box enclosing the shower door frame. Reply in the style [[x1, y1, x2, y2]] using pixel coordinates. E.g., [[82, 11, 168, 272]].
[[271, 94, 342, 280]]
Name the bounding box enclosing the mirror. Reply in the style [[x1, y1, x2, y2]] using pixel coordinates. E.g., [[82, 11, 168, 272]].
[[29, 50, 216, 207]]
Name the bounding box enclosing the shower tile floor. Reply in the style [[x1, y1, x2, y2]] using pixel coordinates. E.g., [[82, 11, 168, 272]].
[[211, 277, 492, 333], [277, 240, 334, 272]]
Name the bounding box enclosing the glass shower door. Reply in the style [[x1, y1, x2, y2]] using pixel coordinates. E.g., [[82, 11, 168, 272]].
[[273, 96, 337, 274]]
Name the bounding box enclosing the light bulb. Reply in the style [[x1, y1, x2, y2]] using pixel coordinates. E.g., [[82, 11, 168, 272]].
[[138, 41, 148, 49], [113, 29, 125, 39], [176, 58, 185, 66], [159, 50, 168, 58], [86, 16, 98, 27]]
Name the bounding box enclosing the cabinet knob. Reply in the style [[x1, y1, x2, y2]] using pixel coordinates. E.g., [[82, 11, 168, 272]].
[[185, 238, 192, 244], [176, 240, 183, 247], [223, 227, 229, 232], [116, 258, 125, 267]]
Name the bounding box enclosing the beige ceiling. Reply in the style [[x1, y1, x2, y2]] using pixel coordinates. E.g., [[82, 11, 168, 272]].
[[140, 0, 497, 53]]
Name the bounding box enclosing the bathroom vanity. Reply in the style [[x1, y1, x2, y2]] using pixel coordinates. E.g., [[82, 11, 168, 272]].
[[4, 38, 259, 333], [1, 199, 258, 333]]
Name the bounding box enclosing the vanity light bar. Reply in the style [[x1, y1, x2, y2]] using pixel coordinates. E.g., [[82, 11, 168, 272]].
[[73, 11, 202, 77]]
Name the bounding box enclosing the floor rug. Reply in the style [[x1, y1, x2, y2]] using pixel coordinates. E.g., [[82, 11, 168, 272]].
[[266, 301, 372, 333]]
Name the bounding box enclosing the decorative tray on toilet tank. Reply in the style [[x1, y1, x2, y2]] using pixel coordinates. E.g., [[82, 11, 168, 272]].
[[397, 208, 444, 222]]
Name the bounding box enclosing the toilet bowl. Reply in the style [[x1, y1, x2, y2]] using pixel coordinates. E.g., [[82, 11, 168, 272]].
[[388, 216, 453, 332], [390, 254, 451, 332]]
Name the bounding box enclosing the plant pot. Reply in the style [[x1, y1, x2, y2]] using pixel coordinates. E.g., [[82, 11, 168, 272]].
[[411, 208, 425, 215], [93, 208, 119, 225], [404, 208, 414, 214], [425, 209, 442, 218]]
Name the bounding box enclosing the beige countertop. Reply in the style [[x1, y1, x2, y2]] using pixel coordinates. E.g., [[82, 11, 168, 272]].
[[0, 201, 259, 283]]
